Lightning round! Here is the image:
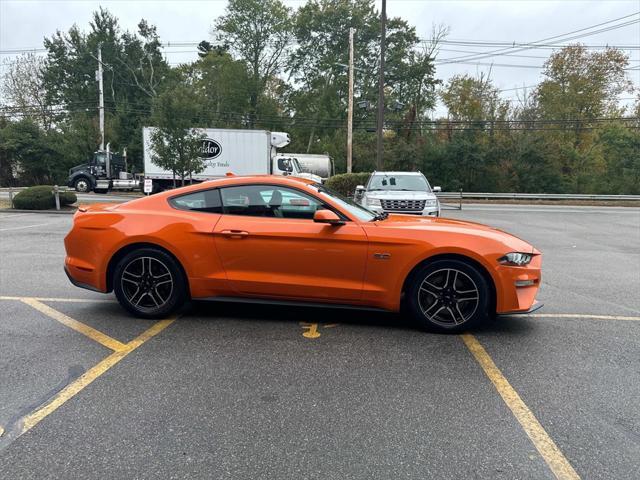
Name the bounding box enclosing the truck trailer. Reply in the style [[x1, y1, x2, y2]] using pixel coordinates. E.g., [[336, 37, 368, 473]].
[[67, 128, 321, 193]]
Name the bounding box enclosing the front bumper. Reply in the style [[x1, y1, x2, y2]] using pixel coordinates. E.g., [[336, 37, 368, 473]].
[[497, 300, 544, 316], [368, 205, 440, 217], [494, 253, 542, 314]]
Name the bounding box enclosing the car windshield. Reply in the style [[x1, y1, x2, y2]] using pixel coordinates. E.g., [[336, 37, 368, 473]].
[[310, 183, 377, 222], [367, 174, 431, 192]]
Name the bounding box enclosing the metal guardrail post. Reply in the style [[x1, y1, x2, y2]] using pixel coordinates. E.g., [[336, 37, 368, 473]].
[[459, 189, 463, 210], [8, 186, 13, 208], [53, 185, 60, 211]]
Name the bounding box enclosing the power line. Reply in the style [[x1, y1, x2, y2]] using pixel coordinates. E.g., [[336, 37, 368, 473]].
[[435, 12, 640, 65]]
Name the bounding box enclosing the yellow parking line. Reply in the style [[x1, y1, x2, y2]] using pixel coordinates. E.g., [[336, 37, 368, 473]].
[[529, 313, 640, 321], [20, 317, 176, 435], [20, 298, 126, 352], [461, 333, 580, 480]]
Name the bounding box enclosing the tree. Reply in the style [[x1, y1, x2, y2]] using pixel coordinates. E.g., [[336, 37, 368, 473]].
[[180, 50, 252, 127], [535, 45, 633, 122], [440, 73, 509, 124], [288, 0, 438, 162], [1, 53, 54, 129], [215, 0, 292, 126], [41, 8, 170, 169], [149, 86, 206, 187]]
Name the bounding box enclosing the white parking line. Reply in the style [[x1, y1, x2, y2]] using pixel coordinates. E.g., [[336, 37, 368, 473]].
[[0, 223, 50, 232], [0, 213, 31, 219], [529, 313, 640, 321]]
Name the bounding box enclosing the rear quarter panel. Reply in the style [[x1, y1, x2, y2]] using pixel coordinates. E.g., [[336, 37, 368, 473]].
[[65, 205, 230, 297]]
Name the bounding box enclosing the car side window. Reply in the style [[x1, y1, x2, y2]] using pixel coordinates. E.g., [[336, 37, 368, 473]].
[[169, 189, 222, 213], [220, 185, 324, 220]]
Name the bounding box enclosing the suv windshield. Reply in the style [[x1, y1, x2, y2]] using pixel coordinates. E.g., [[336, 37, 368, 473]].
[[310, 183, 377, 222], [367, 174, 431, 192]]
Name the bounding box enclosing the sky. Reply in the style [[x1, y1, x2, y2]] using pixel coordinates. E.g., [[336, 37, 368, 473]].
[[1, 0, 639, 116]]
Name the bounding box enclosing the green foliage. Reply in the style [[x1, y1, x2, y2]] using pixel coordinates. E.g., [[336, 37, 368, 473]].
[[149, 85, 207, 186], [12, 185, 76, 210], [215, 0, 292, 125], [324, 172, 371, 197], [2, 5, 639, 195]]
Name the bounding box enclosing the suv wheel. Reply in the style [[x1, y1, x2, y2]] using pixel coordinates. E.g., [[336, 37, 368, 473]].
[[113, 248, 187, 319], [406, 259, 490, 333]]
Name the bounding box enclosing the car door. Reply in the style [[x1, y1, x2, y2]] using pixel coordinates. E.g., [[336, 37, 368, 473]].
[[213, 184, 368, 302]]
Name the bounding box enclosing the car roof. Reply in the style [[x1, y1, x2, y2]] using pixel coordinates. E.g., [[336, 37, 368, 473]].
[[127, 175, 315, 205], [371, 171, 424, 176]]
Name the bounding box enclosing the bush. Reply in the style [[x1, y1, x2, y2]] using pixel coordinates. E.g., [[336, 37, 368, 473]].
[[325, 172, 371, 197], [12, 185, 77, 210]]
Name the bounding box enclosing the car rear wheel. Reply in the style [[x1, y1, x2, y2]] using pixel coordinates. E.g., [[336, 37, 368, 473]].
[[113, 248, 187, 319], [406, 259, 489, 333]]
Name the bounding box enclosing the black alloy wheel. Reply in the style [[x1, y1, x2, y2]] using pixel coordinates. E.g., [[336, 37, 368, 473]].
[[406, 259, 490, 333], [113, 248, 187, 319]]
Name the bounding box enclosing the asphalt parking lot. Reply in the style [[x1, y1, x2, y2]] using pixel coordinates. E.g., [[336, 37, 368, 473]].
[[0, 205, 638, 479]]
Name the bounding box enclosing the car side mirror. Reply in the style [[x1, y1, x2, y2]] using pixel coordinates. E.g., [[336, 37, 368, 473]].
[[433, 186, 442, 192], [313, 209, 344, 225]]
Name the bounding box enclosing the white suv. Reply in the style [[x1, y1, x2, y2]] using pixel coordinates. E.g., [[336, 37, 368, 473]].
[[355, 171, 441, 217]]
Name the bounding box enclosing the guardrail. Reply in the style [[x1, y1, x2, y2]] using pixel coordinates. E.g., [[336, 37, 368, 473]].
[[436, 192, 640, 201], [4, 185, 72, 210]]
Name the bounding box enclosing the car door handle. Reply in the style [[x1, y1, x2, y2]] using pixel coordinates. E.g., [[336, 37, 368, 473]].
[[220, 230, 249, 238]]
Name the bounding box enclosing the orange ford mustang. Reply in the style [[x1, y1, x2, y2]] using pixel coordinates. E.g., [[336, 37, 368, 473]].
[[64, 175, 542, 332]]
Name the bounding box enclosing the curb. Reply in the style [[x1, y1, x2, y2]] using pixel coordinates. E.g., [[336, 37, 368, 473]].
[[0, 208, 76, 215]]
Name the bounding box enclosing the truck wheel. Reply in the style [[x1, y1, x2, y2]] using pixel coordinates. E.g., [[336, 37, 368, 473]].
[[74, 177, 90, 193]]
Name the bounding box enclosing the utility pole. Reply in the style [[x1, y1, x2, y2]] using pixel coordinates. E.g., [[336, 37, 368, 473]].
[[375, 0, 387, 170], [97, 44, 105, 151], [347, 28, 355, 174]]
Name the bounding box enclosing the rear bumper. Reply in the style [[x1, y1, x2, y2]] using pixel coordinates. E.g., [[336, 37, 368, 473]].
[[64, 264, 104, 293]]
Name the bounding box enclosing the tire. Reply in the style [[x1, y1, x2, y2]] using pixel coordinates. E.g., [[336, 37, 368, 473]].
[[74, 177, 91, 193], [113, 247, 187, 319], [405, 259, 490, 333]]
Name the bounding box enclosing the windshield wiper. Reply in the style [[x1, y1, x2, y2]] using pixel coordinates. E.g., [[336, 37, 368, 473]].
[[372, 211, 389, 221]]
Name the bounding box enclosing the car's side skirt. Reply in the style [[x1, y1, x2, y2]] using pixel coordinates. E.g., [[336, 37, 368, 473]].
[[198, 296, 392, 313]]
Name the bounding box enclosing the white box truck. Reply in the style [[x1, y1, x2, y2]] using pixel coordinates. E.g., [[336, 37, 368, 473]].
[[273, 153, 334, 180], [142, 127, 322, 192]]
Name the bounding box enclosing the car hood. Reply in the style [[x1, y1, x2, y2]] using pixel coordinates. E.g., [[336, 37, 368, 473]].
[[372, 214, 537, 253], [366, 190, 437, 200]]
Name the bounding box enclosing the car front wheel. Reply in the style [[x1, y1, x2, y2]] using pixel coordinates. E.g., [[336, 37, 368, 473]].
[[113, 248, 187, 319], [406, 259, 490, 333]]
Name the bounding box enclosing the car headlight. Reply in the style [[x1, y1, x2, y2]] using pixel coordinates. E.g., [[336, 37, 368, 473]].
[[425, 199, 437, 207], [366, 197, 381, 207], [498, 252, 533, 266]]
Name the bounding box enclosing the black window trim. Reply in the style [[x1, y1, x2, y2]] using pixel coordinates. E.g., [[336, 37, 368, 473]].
[[168, 188, 223, 214], [218, 183, 350, 221], [167, 183, 352, 221]]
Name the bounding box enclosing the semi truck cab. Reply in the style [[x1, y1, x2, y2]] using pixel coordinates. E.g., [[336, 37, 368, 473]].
[[67, 146, 139, 193]]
